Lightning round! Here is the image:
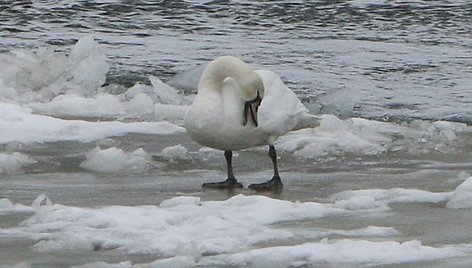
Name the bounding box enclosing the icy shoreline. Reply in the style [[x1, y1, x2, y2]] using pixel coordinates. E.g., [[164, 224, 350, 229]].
[[2, 174, 472, 267]]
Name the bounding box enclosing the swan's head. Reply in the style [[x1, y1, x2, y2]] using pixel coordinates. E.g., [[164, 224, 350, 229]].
[[198, 56, 264, 101]]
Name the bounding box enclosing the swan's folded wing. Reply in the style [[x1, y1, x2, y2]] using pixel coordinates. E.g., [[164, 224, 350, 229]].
[[256, 70, 320, 139]]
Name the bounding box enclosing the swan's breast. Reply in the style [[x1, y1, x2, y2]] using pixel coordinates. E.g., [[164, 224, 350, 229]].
[[184, 95, 268, 150]]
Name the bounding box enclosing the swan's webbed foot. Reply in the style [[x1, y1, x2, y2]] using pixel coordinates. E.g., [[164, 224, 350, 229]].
[[248, 176, 283, 191], [202, 178, 243, 189]]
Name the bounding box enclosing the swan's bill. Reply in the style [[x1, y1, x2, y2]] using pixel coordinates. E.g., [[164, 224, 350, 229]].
[[243, 91, 262, 127]]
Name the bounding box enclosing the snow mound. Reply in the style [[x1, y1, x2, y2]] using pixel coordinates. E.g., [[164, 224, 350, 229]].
[[220, 239, 463, 267], [0, 102, 184, 144], [2, 193, 471, 266], [277, 115, 471, 158], [31, 93, 125, 118], [80, 147, 151, 172], [7, 195, 343, 255], [331, 188, 451, 211], [0, 152, 36, 173], [447, 176, 472, 209]]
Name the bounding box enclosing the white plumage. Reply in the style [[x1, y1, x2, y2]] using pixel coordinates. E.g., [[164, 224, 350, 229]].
[[184, 56, 319, 190]]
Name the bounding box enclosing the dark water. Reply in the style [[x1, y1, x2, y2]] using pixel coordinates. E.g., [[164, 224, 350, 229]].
[[1, 0, 471, 122]]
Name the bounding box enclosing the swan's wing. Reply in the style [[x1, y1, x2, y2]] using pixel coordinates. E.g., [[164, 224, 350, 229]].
[[256, 70, 320, 141]]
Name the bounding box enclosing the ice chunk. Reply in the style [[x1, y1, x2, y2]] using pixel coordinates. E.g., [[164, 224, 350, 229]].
[[79, 147, 151, 172], [149, 75, 185, 105], [68, 36, 109, 93], [447, 176, 472, 209], [127, 93, 155, 115], [167, 63, 206, 93], [0, 36, 108, 102], [0, 152, 36, 173], [0, 198, 14, 209], [160, 144, 189, 161], [32, 194, 53, 208]]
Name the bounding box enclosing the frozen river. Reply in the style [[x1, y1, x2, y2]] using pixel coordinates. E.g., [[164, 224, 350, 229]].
[[1, 0, 472, 267]]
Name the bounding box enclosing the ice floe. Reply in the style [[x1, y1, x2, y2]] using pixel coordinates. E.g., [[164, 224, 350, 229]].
[[1, 190, 471, 267], [330, 176, 472, 211], [159, 144, 190, 161], [217, 239, 464, 267], [277, 115, 471, 158], [79, 147, 152, 173], [0, 102, 184, 144], [331, 188, 452, 211]]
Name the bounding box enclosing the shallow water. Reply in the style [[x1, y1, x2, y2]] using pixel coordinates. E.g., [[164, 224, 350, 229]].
[[1, 0, 472, 267]]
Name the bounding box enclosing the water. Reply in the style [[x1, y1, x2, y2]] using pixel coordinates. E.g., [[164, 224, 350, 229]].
[[2, 0, 471, 121], [1, 1, 472, 267]]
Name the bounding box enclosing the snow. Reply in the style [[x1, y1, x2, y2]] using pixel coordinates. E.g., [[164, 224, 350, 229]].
[[0, 102, 185, 144], [277, 114, 471, 158], [331, 188, 452, 211], [32, 194, 53, 208], [447, 176, 472, 209], [220, 239, 464, 267], [80, 147, 151, 172], [31, 93, 125, 118], [1, 191, 471, 267], [2, 195, 342, 256]]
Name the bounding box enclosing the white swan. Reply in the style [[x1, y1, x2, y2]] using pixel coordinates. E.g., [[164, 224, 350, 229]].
[[184, 56, 319, 190]]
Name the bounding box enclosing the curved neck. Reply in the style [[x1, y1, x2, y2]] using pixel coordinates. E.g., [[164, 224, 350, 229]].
[[198, 56, 264, 100]]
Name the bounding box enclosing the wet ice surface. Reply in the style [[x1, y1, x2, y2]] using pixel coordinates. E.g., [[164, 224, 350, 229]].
[[1, 1, 472, 267], [1, 145, 472, 267]]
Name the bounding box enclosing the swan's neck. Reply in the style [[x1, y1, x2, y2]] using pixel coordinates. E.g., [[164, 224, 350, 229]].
[[221, 77, 245, 125], [198, 56, 264, 101]]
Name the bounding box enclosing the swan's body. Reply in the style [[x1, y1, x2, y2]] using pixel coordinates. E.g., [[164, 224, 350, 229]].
[[184, 56, 319, 190]]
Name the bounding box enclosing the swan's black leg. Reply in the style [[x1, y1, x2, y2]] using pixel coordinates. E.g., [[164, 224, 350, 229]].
[[202, 150, 243, 189], [248, 145, 283, 191]]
